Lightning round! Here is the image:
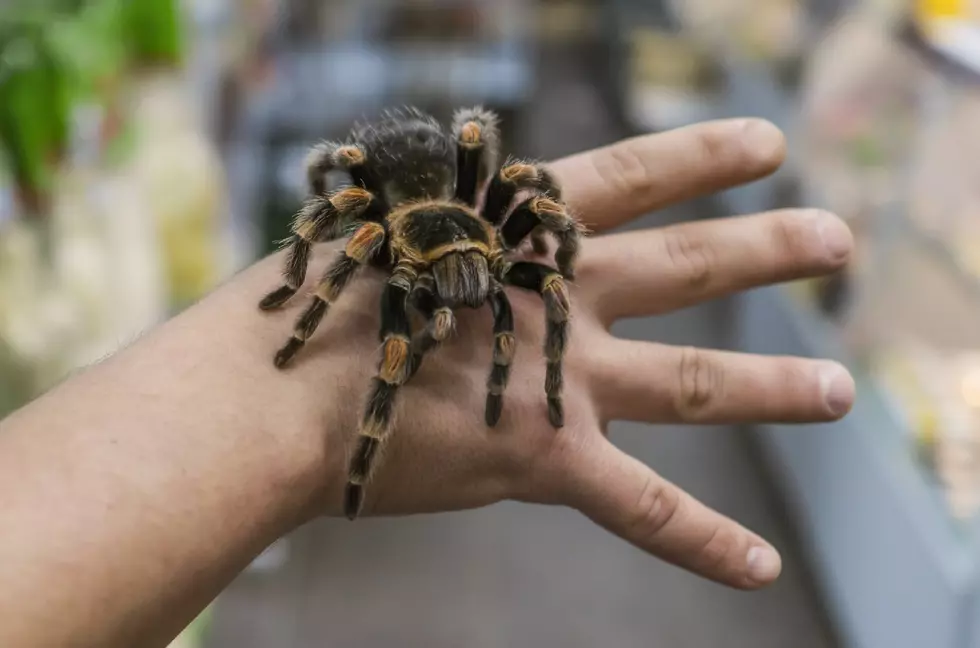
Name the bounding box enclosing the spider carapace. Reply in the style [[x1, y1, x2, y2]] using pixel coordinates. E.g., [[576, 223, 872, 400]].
[[258, 107, 583, 519]]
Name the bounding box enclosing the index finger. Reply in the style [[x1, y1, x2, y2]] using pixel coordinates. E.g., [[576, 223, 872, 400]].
[[548, 119, 786, 233]]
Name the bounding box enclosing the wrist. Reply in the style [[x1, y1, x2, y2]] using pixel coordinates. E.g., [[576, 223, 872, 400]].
[[201, 249, 365, 523]]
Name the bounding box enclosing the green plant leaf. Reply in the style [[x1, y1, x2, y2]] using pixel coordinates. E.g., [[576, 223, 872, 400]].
[[120, 0, 184, 67]]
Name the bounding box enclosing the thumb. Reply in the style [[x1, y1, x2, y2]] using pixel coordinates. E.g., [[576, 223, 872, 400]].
[[561, 436, 782, 590]]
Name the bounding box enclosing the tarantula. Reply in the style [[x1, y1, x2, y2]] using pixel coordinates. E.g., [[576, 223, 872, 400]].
[[258, 107, 582, 520]]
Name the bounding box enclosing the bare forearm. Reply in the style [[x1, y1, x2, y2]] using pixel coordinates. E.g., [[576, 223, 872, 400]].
[[0, 255, 338, 647]]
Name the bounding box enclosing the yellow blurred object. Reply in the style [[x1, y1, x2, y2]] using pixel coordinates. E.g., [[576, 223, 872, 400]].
[[944, 354, 980, 518], [960, 363, 980, 408], [669, 0, 804, 62], [99, 161, 167, 343], [50, 111, 114, 365], [875, 348, 942, 453], [535, 0, 598, 42], [668, 0, 742, 51], [876, 346, 980, 519], [630, 30, 708, 88], [914, 0, 980, 75], [916, 405, 940, 446], [0, 219, 81, 394], [47, 103, 167, 369], [130, 72, 227, 310], [916, 0, 967, 21], [736, 0, 803, 62]]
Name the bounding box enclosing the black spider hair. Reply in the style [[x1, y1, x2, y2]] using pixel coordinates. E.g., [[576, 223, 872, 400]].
[[352, 107, 455, 202]]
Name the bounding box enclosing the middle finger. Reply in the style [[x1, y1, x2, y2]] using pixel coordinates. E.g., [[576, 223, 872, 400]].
[[579, 209, 852, 324]]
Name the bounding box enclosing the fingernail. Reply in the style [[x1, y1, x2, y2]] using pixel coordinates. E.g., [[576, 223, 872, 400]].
[[819, 362, 855, 417], [746, 545, 781, 583], [815, 211, 852, 261]]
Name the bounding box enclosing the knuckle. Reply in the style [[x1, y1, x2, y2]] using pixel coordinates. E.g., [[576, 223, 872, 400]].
[[662, 228, 713, 289], [628, 476, 681, 540], [773, 210, 805, 256], [695, 120, 777, 171], [693, 125, 732, 164], [514, 425, 588, 505], [593, 142, 651, 200], [696, 525, 737, 573], [675, 346, 724, 420], [775, 209, 826, 265]]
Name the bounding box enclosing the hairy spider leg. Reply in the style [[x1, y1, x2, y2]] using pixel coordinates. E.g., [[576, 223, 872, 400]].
[[529, 229, 551, 256], [481, 160, 562, 226], [501, 262, 569, 428], [304, 141, 371, 196], [452, 107, 500, 206], [500, 196, 582, 279], [259, 187, 380, 310], [273, 221, 388, 368], [406, 274, 455, 379], [485, 283, 516, 426], [345, 264, 417, 520]]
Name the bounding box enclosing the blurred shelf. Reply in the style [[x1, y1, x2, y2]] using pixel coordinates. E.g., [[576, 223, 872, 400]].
[[245, 42, 533, 139], [739, 286, 980, 648]]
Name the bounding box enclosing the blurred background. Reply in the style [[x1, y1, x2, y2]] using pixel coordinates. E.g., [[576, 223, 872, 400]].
[[2, 0, 980, 647]]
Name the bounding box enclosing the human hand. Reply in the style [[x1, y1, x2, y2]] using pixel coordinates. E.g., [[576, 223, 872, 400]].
[[256, 118, 854, 591]]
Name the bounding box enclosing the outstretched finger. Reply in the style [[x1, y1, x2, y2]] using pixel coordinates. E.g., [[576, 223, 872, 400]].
[[563, 437, 781, 589], [548, 119, 786, 233], [590, 339, 856, 425], [579, 209, 853, 323]]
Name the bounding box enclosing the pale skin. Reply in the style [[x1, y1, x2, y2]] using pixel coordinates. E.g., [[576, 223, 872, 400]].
[[0, 118, 855, 648]]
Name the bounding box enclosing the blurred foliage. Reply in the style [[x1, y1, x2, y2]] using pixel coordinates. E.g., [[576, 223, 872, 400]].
[[0, 0, 182, 199], [0, 17, 72, 203], [118, 0, 184, 67]]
